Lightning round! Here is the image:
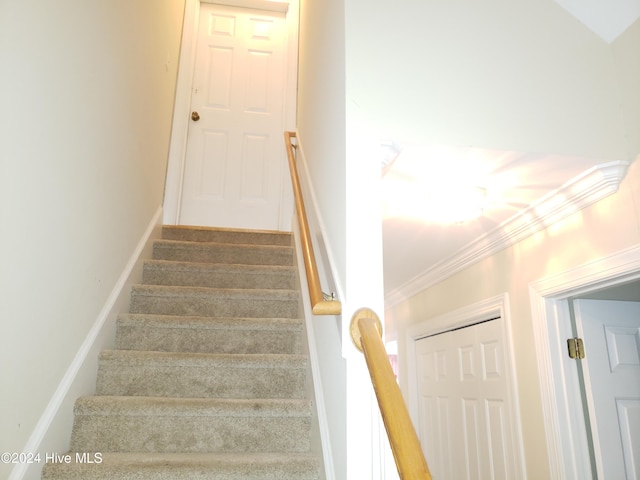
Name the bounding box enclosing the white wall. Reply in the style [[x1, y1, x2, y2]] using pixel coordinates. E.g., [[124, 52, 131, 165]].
[[387, 158, 640, 479], [296, 1, 349, 477], [298, 0, 388, 477], [0, 1, 185, 478], [297, 0, 347, 292], [345, 0, 639, 161], [611, 20, 640, 154], [343, 4, 389, 477]]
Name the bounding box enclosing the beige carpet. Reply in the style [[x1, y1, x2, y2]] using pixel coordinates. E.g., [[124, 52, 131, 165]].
[[42, 226, 321, 479]]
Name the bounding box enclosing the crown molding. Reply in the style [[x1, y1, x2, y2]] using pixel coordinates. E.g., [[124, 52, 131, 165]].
[[384, 160, 632, 309]]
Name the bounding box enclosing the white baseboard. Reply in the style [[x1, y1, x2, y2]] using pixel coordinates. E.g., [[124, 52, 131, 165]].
[[10, 207, 164, 480]]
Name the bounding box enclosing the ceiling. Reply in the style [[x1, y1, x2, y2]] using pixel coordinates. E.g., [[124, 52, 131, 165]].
[[552, 0, 640, 43], [381, 147, 633, 305], [373, 3, 639, 306]]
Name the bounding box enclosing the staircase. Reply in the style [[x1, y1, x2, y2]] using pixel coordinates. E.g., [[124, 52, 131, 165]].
[[42, 225, 322, 480]]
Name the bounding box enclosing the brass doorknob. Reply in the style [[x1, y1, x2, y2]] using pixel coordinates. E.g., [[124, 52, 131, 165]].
[[191, 111, 200, 121]]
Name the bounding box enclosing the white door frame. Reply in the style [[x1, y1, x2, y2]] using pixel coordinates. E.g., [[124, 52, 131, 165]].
[[529, 244, 640, 479], [163, 0, 298, 229], [404, 293, 527, 479]]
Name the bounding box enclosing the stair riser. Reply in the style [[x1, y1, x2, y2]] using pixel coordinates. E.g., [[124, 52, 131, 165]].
[[115, 323, 304, 355], [42, 453, 320, 480], [153, 243, 293, 266], [129, 292, 299, 318], [162, 227, 292, 246], [96, 364, 306, 399], [70, 415, 311, 453], [143, 265, 296, 290], [42, 463, 320, 480]]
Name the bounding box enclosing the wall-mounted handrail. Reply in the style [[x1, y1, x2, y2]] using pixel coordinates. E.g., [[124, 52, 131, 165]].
[[284, 131, 341, 315], [350, 308, 432, 480]]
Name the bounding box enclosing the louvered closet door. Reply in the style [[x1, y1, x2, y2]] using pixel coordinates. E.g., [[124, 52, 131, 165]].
[[179, 3, 287, 230]]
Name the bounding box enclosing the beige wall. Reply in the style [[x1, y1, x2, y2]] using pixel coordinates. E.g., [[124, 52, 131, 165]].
[[0, 1, 185, 478], [387, 158, 640, 478]]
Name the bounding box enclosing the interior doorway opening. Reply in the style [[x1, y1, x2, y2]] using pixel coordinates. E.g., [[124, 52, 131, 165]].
[[569, 282, 640, 479], [530, 245, 640, 479]]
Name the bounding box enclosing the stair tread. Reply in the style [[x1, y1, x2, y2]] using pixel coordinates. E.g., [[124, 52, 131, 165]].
[[152, 239, 294, 266], [42, 452, 320, 480], [142, 260, 296, 289], [115, 314, 305, 355], [154, 238, 293, 248], [131, 284, 299, 298], [152, 240, 294, 260], [161, 225, 292, 246], [144, 259, 296, 273], [74, 395, 312, 417], [117, 313, 304, 330], [99, 349, 307, 367], [46, 451, 319, 464], [128, 285, 300, 318]]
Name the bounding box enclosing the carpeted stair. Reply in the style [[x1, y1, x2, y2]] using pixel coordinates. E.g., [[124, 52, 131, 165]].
[[42, 225, 321, 480]]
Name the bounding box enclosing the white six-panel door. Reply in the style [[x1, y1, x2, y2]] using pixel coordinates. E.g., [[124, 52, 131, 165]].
[[415, 319, 519, 479], [179, 3, 287, 230], [574, 299, 640, 480]]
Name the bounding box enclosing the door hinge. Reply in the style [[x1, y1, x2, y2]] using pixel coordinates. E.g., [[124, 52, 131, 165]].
[[567, 337, 585, 359]]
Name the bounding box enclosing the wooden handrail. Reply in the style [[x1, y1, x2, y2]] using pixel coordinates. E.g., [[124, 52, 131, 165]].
[[350, 308, 432, 480], [284, 131, 341, 315]]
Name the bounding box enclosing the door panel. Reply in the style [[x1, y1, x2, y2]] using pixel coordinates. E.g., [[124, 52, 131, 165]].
[[462, 398, 482, 478], [179, 4, 286, 230], [415, 319, 519, 479], [574, 299, 640, 480]]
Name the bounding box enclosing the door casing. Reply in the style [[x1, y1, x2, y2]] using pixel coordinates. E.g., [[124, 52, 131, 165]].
[[529, 244, 640, 479], [163, 0, 298, 228]]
